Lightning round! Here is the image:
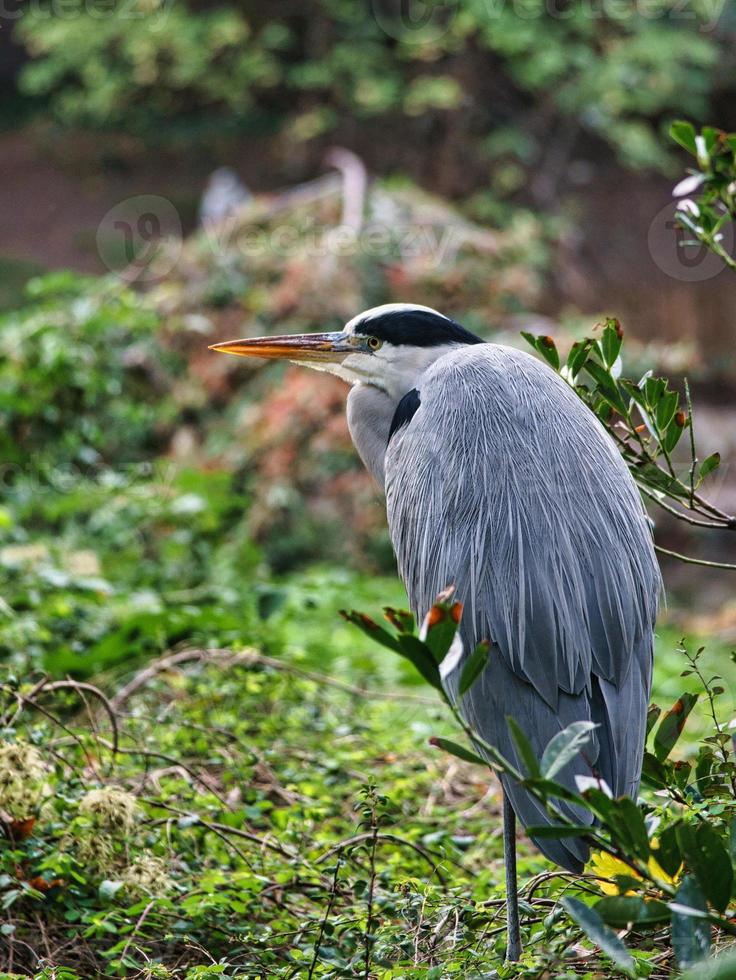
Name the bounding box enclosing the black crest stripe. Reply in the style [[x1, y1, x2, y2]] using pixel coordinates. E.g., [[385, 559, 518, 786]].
[[355, 309, 483, 348], [388, 388, 421, 444]]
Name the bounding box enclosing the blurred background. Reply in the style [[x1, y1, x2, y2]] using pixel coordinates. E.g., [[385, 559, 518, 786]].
[[1, 0, 736, 677]]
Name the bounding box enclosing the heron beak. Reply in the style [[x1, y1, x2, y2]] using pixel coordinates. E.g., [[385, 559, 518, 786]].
[[209, 331, 354, 363]]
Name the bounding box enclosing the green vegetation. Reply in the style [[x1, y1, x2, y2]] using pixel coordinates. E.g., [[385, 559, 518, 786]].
[[1, 124, 736, 977], [670, 122, 736, 274], [345, 594, 736, 977], [15, 0, 723, 176]]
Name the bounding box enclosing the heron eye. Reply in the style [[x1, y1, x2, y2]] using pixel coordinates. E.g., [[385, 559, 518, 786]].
[[367, 336, 383, 352]]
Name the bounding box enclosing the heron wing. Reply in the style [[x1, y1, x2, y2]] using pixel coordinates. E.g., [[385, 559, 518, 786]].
[[385, 344, 660, 870]]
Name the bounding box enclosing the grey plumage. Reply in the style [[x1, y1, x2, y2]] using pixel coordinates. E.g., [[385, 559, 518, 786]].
[[352, 342, 660, 871], [210, 303, 662, 875]]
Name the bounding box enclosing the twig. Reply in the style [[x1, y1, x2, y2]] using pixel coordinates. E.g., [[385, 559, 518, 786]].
[[654, 545, 736, 571], [364, 798, 378, 980], [147, 798, 302, 862], [42, 680, 119, 757], [2, 679, 119, 760], [638, 486, 726, 529], [111, 647, 438, 711], [308, 854, 342, 979], [97, 739, 229, 807], [315, 832, 450, 886], [685, 379, 697, 509], [118, 900, 156, 966]]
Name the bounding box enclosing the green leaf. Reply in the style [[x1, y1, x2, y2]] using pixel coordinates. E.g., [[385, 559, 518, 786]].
[[594, 896, 670, 928], [702, 126, 720, 153], [662, 416, 686, 454], [537, 335, 560, 370], [458, 640, 490, 695], [579, 791, 649, 861], [655, 824, 682, 878], [614, 797, 650, 863], [644, 376, 666, 409], [696, 748, 717, 794], [699, 452, 721, 483], [670, 120, 697, 154], [640, 750, 667, 789], [383, 607, 415, 633], [522, 331, 560, 370], [635, 462, 690, 500], [728, 817, 736, 871], [671, 876, 711, 970], [340, 610, 402, 653], [396, 635, 443, 691], [421, 600, 462, 664], [584, 360, 628, 415], [623, 378, 648, 410], [654, 693, 699, 761], [342, 608, 442, 690], [677, 823, 733, 913], [600, 319, 623, 369], [507, 716, 541, 778], [567, 339, 591, 380], [655, 390, 679, 433], [646, 704, 661, 736], [562, 897, 635, 977], [428, 736, 486, 767], [540, 720, 598, 781], [580, 786, 618, 822]]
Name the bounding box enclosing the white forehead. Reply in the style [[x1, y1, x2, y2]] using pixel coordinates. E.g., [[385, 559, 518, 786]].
[[344, 303, 449, 335]]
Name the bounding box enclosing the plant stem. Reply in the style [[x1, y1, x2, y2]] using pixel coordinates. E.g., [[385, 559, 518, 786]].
[[654, 545, 736, 571]]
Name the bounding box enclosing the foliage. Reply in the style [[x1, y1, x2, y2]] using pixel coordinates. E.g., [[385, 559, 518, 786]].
[[15, 0, 724, 175], [0, 272, 179, 471], [1, 603, 733, 976], [0, 649, 569, 977], [345, 593, 736, 977], [522, 318, 736, 568], [670, 122, 736, 274], [17, 1, 284, 132]]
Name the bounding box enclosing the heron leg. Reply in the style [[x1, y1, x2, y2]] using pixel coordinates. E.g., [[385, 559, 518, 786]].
[[503, 789, 522, 962]]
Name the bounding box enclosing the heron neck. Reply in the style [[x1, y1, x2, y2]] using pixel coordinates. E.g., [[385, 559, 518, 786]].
[[346, 383, 402, 491]]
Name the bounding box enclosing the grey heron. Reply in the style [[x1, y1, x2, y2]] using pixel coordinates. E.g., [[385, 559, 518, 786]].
[[210, 303, 661, 960]]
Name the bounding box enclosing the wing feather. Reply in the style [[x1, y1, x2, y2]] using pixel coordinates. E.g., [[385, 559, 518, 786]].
[[385, 344, 660, 870]]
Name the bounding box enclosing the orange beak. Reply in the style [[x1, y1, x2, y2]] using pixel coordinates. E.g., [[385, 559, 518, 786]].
[[209, 331, 354, 363]]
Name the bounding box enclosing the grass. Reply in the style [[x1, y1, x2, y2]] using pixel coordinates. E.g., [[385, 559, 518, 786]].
[[2, 560, 733, 978]]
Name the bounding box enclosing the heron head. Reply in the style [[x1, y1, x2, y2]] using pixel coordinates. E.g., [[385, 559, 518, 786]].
[[209, 303, 483, 398]]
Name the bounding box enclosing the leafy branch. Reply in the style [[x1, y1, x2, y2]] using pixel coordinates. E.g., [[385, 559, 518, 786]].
[[670, 121, 736, 274], [522, 321, 736, 570]]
